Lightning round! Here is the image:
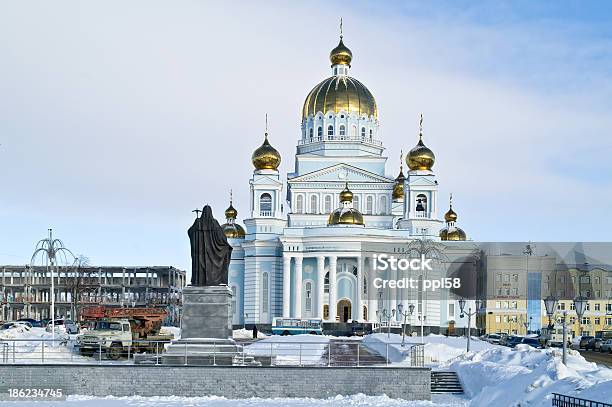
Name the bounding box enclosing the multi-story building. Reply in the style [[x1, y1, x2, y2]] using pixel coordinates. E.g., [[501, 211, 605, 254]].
[[0, 265, 186, 324]]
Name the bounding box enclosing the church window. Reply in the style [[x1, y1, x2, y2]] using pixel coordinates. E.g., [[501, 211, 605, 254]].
[[379, 196, 387, 214], [324, 272, 329, 293], [327, 125, 334, 137], [361, 127, 366, 139], [353, 195, 360, 211], [260, 193, 272, 216], [309, 195, 318, 214], [262, 273, 269, 314], [317, 127, 322, 139], [366, 196, 374, 215], [324, 195, 333, 213], [369, 129, 373, 140], [352, 125, 357, 138], [309, 128, 313, 141], [295, 195, 304, 214], [362, 305, 368, 321], [324, 305, 329, 319], [363, 275, 367, 294], [339, 125, 346, 137], [305, 282, 312, 312], [415, 194, 428, 215]]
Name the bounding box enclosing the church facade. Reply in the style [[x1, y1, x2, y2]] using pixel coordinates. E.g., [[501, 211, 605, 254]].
[[220, 33, 472, 331]]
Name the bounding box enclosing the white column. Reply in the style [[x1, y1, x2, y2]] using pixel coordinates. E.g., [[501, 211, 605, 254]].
[[316, 256, 325, 319], [294, 256, 303, 318], [282, 255, 291, 318], [328, 256, 337, 322], [356, 255, 363, 322]]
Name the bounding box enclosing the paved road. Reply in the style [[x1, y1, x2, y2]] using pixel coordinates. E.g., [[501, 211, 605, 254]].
[[579, 349, 612, 368]]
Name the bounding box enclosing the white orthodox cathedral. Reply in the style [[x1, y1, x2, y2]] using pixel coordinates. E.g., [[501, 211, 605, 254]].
[[220, 32, 470, 329]]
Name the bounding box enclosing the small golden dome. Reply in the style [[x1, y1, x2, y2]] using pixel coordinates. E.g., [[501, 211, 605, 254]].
[[330, 37, 353, 67], [407, 135, 435, 171], [392, 166, 405, 201], [225, 203, 237, 220], [444, 207, 457, 223], [339, 182, 353, 202], [222, 223, 246, 239], [252, 133, 281, 170], [439, 227, 466, 241], [328, 208, 364, 226]]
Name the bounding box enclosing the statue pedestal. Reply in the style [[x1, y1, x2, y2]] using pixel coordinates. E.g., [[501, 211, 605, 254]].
[[162, 285, 255, 365]]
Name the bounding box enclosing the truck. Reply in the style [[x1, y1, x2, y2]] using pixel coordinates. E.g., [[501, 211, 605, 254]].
[[76, 306, 174, 360]]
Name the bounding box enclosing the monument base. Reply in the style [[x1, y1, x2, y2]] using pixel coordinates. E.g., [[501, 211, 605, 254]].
[[162, 285, 258, 365]]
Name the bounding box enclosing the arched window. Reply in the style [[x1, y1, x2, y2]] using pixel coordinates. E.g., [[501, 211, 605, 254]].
[[309, 195, 318, 214], [305, 282, 312, 313], [369, 129, 373, 140], [352, 125, 357, 138], [295, 195, 304, 214], [361, 127, 366, 139], [366, 196, 374, 215], [324, 195, 333, 213], [353, 195, 360, 211], [363, 305, 368, 321], [415, 194, 428, 216], [260, 193, 272, 216], [327, 125, 334, 138], [317, 127, 323, 139], [324, 272, 329, 293], [339, 125, 346, 137], [309, 128, 313, 141], [262, 273, 269, 314], [379, 195, 387, 215]]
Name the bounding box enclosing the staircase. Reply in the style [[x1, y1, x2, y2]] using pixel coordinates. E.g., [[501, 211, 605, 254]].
[[431, 371, 463, 394]]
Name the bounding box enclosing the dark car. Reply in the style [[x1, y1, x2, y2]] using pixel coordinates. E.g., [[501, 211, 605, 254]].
[[579, 336, 594, 349], [507, 335, 523, 348], [17, 318, 42, 328], [586, 338, 603, 351], [521, 337, 543, 349]]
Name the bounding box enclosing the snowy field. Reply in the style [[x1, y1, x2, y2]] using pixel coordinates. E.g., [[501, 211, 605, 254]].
[[0, 394, 468, 407]]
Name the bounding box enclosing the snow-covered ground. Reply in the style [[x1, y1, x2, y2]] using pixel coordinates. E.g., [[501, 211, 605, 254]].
[[233, 328, 268, 339], [244, 334, 330, 365], [362, 333, 494, 365], [444, 344, 612, 407], [0, 394, 467, 407]]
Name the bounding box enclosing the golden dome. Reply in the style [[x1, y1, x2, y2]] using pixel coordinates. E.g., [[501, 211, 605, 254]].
[[252, 133, 281, 170], [407, 135, 435, 171], [339, 182, 353, 202], [444, 207, 457, 223], [328, 208, 364, 226], [225, 203, 238, 220], [330, 37, 352, 67], [439, 227, 466, 241], [302, 76, 377, 120], [392, 159, 406, 201], [222, 223, 246, 239]]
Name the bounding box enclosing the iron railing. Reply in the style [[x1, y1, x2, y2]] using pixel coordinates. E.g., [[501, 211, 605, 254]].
[[552, 393, 612, 407], [0, 338, 425, 368]]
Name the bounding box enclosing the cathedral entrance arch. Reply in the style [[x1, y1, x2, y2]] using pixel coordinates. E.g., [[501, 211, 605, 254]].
[[337, 298, 352, 322]]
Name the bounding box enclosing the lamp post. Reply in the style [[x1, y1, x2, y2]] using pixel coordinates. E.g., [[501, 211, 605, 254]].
[[574, 296, 588, 338], [397, 303, 415, 347], [417, 314, 426, 344], [459, 298, 482, 353], [544, 295, 557, 348]]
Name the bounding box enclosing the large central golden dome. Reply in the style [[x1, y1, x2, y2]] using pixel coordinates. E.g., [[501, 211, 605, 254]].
[[302, 76, 377, 120], [302, 37, 377, 120]]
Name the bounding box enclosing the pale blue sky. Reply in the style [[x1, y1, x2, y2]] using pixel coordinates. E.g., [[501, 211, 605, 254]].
[[0, 1, 611, 271]]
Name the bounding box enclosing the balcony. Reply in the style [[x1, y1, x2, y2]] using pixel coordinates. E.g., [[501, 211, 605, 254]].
[[411, 212, 432, 219], [298, 135, 383, 147]]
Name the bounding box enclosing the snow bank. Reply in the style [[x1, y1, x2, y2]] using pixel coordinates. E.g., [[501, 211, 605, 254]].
[[232, 328, 268, 339], [160, 326, 181, 339], [362, 333, 494, 365], [443, 344, 612, 406], [244, 334, 330, 365]]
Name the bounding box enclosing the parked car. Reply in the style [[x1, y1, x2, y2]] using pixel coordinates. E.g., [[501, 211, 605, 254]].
[[506, 335, 523, 348], [46, 319, 78, 334], [600, 339, 612, 353], [486, 333, 502, 344], [17, 318, 42, 328], [521, 337, 543, 349], [499, 333, 510, 346], [586, 338, 603, 351], [579, 336, 594, 350]]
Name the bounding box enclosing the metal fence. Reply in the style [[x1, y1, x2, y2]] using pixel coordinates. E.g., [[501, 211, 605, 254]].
[[552, 393, 612, 407], [0, 338, 425, 368]]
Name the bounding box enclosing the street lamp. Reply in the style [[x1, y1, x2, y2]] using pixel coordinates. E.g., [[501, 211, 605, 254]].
[[574, 296, 588, 336], [397, 303, 415, 347], [459, 298, 482, 353], [380, 309, 396, 339]]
